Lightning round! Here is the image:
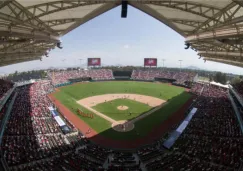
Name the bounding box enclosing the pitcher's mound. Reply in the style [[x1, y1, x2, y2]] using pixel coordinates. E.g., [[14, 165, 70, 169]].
[[117, 106, 128, 110], [112, 120, 134, 132]]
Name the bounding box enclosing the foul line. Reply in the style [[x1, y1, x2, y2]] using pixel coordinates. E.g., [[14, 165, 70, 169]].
[[78, 103, 117, 124], [78, 102, 166, 126]]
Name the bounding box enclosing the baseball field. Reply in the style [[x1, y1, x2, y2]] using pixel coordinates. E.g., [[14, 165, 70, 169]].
[[51, 81, 192, 141]]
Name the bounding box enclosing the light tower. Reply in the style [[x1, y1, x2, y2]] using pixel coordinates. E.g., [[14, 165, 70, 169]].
[[162, 59, 166, 69], [62, 59, 66, 76], [79, 59, 83, 69]]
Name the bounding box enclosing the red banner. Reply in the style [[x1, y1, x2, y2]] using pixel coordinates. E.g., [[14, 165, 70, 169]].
[[88, 58, 101, 66], [144, 58, 157, 67]]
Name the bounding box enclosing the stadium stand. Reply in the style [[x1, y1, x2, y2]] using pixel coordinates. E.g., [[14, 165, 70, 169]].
[[0, 80, 13, 101], [48, 69, 196, 87], [233, 81, 243, 99], [0, 78, 241, 171], [47, 69, 114, 86], [141, 84, 243, 171], [190, 82, 204, 95], [131, 69, 196, 86], [0, 81, 112, 170], [107, 152, 140, 170]]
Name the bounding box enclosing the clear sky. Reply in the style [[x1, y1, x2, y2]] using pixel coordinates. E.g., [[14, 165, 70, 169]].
[[0, 5, 242, 75]]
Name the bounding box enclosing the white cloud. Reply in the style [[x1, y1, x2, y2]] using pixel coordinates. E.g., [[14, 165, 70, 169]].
[[123, 44, 130, 49]]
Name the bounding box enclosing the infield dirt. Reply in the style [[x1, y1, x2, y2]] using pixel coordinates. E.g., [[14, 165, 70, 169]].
[[77, 93, 165, 107]]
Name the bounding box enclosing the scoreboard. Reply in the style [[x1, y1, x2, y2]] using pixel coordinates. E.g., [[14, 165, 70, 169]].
[[144, 58, 157, 67], [87, 58, 101, 66]]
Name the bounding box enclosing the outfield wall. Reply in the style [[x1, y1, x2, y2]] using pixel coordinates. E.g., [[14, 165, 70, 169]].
[[91, 79, 154, 82], [54, 76, 195, 87]]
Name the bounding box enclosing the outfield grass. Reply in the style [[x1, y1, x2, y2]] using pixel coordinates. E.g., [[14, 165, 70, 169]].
[[54, 81, 192, 140], [92, 99, 152, 121], [57, 81, 184, 100]]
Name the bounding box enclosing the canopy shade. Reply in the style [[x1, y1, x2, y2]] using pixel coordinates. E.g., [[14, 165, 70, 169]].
[[0, 0, 243, 68]]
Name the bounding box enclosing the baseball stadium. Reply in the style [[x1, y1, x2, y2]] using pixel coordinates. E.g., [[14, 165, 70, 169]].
[[0, 1, 243, 171]]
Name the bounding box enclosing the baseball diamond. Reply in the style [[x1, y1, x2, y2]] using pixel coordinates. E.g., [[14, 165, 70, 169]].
[[51, 81, 192, 142]]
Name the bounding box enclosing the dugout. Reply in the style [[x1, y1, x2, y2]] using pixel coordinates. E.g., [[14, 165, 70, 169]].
[[68, 77, 91, 83], [113, 70, 132, 80], [154, 77, 175, 83]]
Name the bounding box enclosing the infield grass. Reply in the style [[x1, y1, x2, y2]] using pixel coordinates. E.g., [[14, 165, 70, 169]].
[[92, 99, 152, 121]]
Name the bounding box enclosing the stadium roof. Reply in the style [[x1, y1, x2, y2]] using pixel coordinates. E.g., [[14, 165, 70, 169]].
[[0, 0, 243, 68]]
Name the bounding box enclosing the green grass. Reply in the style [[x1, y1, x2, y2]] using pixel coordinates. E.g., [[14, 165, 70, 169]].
[[54, 81, 192, 140], [57, 81, 184, 100], [54, 92, 111, 133], [93, 99, 152, 121], [100, 92, 191, 140]]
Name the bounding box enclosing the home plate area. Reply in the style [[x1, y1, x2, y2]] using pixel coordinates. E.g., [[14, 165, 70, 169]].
[[77, 94, 166, 132], [112, 120, 134, 132]]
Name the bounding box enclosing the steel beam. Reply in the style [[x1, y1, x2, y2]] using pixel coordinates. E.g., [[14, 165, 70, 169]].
[[0, 57, 41, 67], [61, 2, 120, 36], [140, 0, 221, 21], [0, 28, 59, 42], [198, 51, 243, 57], [43, 18, 79, 27], [0, 51, 44, 57], [23, 1, 107, 26], [186, 27, 243, 42], [0, 1, 57, 35], [0, 40, 55, 52], [170, 19, 204, 29], [193, 2, 238, 32], [190, 39, 243, 52], [200, 54, 243, 64], [0, 1, 12, 9], [129, 1, 185, 37], [204, 57, 243, 68], [233, 0, 243, 7]]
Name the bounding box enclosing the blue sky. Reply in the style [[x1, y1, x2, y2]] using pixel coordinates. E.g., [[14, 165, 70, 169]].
[[0, 5, 242, 75]]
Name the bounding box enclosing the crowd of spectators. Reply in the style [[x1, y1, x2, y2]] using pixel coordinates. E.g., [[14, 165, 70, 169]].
[[107, 152, 141, 170], [173, 72, 195, 85], [190, 82, 204, 95], [1, 79, 243, 171], [131, 69, 196, 85], [233, 81, 243, 99], [47, 69, 114, 85], [0, 81, 113, 171], [141, 84, 243, 171], [2, 82, 62, 166], [0, 79, 13, 100], [48, 69, 195, 86]]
